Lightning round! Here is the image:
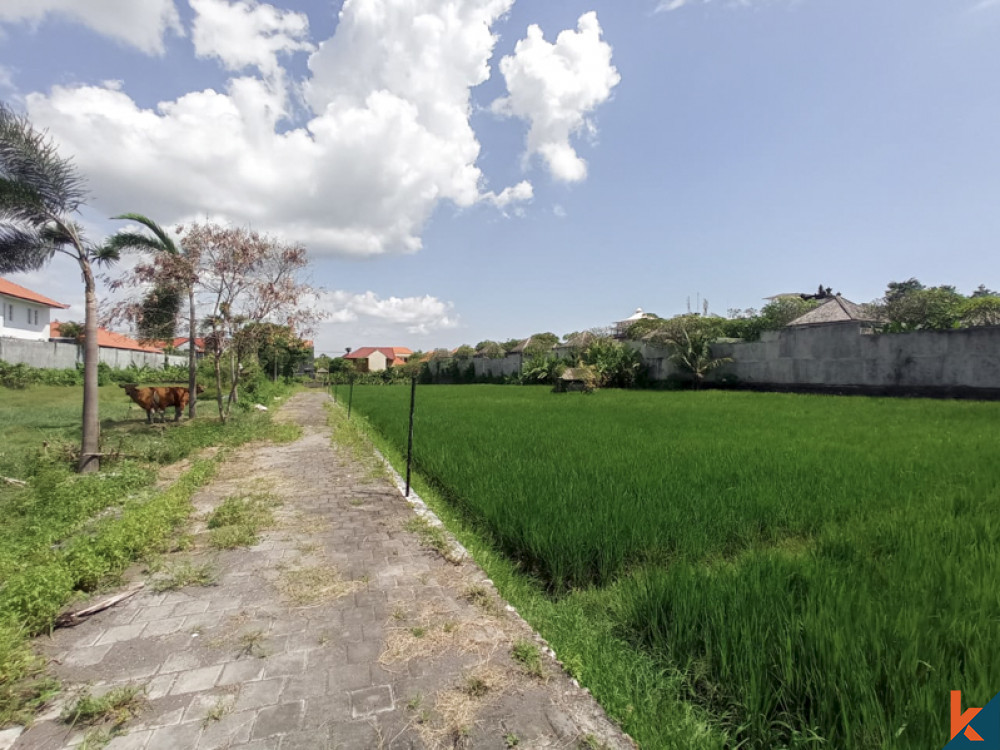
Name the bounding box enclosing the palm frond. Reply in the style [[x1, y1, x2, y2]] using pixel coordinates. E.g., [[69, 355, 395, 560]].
[[104, 231, 165, 255], [0, 220, 56, 272], [93, 242, 121, 267], [110, 213, 178, 255], [0, 103, 87, 217]]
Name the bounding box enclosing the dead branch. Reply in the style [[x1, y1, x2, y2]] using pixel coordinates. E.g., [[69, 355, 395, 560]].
[[1, 476, 27, 486], [55, 583, 145, 628]]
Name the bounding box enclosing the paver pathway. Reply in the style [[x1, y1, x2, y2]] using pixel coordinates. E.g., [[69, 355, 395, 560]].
[[13, 391, 632, 749]]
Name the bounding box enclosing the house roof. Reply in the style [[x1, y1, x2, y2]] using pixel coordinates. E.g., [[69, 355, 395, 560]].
[[786, 296, 876, 326], [51, 321, 164, 353], [0, 277, 69, 308], [617, 307, 654, 324], [345, 346, 412, 360], [173, 337, 207, 351]]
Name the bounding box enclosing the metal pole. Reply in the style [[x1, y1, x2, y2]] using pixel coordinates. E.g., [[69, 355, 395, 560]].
[[405, 375, 416, 497], [347, 377, 354, 420]]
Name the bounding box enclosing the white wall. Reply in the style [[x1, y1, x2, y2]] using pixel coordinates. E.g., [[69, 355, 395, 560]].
[[367, 350, 388, 372], [0, 295, 52, 341]]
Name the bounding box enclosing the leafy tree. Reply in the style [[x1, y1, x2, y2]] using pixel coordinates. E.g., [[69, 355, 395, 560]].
[[959, 295, 1000, 327], [623, 315, 666, 340], [242, 322, 312, 380], [524, 332, 559, 357], [0, 103, 119, 472], [971, 284, 998, 298], [522, 355, 566, 385], [582, 338, 643, 388], [501, 338, 523, 354], [885, 278, 925, 303], [878, 286, 965, 331], [55, 320, 85, 344], [105, 214, 201, 416], [722, 298, 818, 341], [453, 344, 476, 359]]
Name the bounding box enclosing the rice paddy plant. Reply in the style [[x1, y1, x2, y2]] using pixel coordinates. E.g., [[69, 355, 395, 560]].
[[350, 385, 1000, 748]]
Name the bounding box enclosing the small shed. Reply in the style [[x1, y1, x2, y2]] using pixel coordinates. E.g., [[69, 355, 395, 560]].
[[555, 367, 595, 393]]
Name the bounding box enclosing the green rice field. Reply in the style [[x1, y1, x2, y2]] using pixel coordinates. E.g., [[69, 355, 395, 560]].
[[349, 385, 1000, 749]]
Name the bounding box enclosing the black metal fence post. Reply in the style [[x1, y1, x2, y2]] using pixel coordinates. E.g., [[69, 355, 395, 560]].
[[347, 377, 354, 420], [405, 375, 417, 497]]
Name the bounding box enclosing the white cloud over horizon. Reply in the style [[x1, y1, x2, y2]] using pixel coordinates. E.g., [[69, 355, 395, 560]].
[[312, 289, 459, 338], [10, 0, 617, 259], [492, 12, 620, 182], [0, 0, 182, 55]]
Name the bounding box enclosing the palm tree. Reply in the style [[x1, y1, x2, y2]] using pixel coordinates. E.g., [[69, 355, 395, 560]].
[[667, 327, 732, 389], [106, 214, 200, 417], [0, 102, 118, 473]]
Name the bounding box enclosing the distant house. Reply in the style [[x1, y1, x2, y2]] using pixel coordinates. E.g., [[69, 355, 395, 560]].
[[51, 321, 165, 354], [0, 277, 69, 341], [345, 346, 412, 373], [613, 308, 656, 339], [786, 296, 877, 327], [172, 337, 208, 359]]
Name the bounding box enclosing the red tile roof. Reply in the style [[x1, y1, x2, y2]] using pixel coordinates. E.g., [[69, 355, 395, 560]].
[[173, 337, 207, 351], [0, 277, 69, 308], [345, 347, 412, 361], [51, 321, 164, 354]]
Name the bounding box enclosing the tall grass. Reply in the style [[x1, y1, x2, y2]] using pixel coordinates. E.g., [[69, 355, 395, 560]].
[[351, 385, 1000, 749]]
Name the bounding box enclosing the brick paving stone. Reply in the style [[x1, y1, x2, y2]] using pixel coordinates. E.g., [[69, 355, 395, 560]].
[[169, 664, 222, 695], [250, 702, 303, 740], [234, 678, 285, 712], [349, 685, 394, 718], [144, 721, 202, 750]]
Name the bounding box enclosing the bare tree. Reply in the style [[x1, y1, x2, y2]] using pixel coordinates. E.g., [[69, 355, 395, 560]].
[[179, 223, 316, 422]]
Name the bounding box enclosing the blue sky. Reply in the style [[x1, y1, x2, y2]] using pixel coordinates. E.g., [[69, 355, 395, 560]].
[[1, 0, 998, 355]]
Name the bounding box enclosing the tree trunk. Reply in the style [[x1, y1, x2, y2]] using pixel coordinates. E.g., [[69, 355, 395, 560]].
[[213, 350, 226, 423], [188, 286, 197, 418], [78, 260, 100, 474]]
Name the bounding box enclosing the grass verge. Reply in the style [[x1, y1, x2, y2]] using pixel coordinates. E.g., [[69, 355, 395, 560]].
[[0, 385, 299, 728], [328, 400, 726, 750]]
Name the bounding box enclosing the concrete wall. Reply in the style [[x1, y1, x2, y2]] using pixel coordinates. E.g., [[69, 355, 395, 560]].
[[0, 337, 186, 370], [706, 323, 1000, 392], [473, 354, 523, 379]]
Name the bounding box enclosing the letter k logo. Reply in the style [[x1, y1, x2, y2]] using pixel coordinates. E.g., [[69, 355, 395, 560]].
[[953, 691, 985, 741]]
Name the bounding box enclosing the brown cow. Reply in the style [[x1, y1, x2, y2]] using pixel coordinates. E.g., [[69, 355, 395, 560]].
[[120, 384, 205, 423]]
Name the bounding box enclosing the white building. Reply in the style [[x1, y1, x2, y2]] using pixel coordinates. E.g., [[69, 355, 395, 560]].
[[0, 277, 69, 341]]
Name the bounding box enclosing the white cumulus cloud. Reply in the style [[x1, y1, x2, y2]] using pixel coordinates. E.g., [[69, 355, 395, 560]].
[[0, 0, 182, 55], [313, 291, 459, 335], [23, 0, 538, 258], [190, 0, 313, 76], [491, 12, 620, 182]]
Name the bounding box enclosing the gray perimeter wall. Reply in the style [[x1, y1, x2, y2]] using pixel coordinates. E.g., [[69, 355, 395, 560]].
[[706, 323, 1000, 391], [1, 337, 186, 370]]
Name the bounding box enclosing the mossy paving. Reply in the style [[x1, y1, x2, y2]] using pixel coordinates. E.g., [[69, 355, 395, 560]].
[[12, 391, 631, 749]]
